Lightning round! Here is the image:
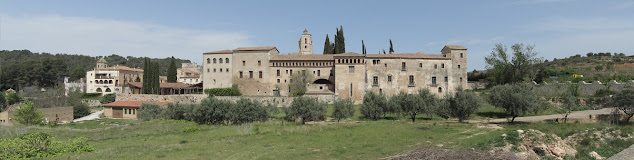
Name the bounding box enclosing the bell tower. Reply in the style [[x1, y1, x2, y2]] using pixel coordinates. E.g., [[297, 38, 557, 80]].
[[298, 29, 313, 55]]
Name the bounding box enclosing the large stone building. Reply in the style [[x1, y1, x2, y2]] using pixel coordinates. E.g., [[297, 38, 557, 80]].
[[202, 30, 467, 103], [86, 58, 144, 95], [177, 62, 202, 85]]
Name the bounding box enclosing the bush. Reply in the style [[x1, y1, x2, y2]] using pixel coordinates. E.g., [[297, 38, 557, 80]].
[[81, 92, 102, 98], [204, 85, 241, 96], [6, 91, 22, 105], [447, 90, 483, 122], [138, 103, 166, 121], [230, 98, 268, 125], [332, 99, 355, 122], [13, 101, 44, 125], [0, 132, 93, 159], [100, 93, 116, 104], [286, 96, 327, 124], [361, 91, 387, 120], [489, 84, 548, 123]]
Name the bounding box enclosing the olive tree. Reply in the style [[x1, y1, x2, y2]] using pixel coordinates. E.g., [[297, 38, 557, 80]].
[[332, 99, 355, 122], [361, 91, 386, 120], [613, 89, 634, 123], [560, 91, 579, 123], [286, 96, 326, 124], [489, 84, 547, 123], [447, 90, 482, 122]]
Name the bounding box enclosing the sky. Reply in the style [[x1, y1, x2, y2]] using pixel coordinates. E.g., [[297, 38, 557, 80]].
[[1, 0, 633, 70]]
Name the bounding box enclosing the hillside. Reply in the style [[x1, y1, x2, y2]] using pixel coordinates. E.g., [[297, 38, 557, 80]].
[[535, 53, 634, 83], [0, 50, 191, 90]]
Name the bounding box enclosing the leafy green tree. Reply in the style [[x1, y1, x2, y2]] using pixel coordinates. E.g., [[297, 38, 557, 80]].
[[230, 98, 268, 125], [389, 39, 394, 53], [393, 91, 423, 122], [447, 90, 482, 122], [289, 70, 313, 96], [6, 91, 22, 105], [14, 101, 44, 125], [142, 58, 149, 94], [69, 68, 85, 82], [586, 52, 594, 57], [167, 56, 177, 83], [68, 91, 91, 119], [100, 93, 116, 104], [286, 96, 326, 124], [0, 92, 6, 111], [361, 91, 387, 120], [418, 89, 440, 119], [488, 84, 547, 123], [332, 99, 355, 122], [323, 34, 333, 54], [612, 89, 634, 123], [152, 62, 160, 94], [485, 43, 543, 85], [560, 91, 579, 123]]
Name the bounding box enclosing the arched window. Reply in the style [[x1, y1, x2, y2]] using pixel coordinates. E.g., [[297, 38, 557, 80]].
[[226, 58, 229, 63], [213, 58, 217, 63], [219, 58, 223, 63], [207, 58, 210, 64], [105, 88, 112, 92], [438, 87, 442, 93]]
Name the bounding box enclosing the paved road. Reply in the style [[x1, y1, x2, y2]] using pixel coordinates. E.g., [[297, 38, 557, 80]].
[[486, 108, 615, 123], [73, 110, 103, 122], [609, 144, 634, 160]]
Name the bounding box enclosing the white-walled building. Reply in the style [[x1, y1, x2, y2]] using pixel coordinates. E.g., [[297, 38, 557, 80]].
[[86, 58, 143, 95]]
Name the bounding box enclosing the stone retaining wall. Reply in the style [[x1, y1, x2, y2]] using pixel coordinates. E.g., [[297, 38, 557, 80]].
[[533, 80, 634, 96], [115, 93, 337, 106]]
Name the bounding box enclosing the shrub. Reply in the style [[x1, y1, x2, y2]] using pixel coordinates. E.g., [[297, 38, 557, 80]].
[[81, 92, 102, 98], [204, 85, 241, 96], [100, 93, 116, 104], [194, 97, 234, 124], [230, 98, 268, 125], [138, 103, 165, 121], [0, 132, 93, 159], [447, 90, 482, 122], [6, 91, 22, 105], [361, 91, 386, 120], [286, 96, 326, 124], [332, 99, 355, 122], [13, 101, 44, 125], [489, 84, 547, 123], [163, 103, 194, 120]]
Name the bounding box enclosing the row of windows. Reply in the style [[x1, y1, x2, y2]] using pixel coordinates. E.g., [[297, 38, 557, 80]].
[[208, 68, 230, 73], [372, 75, 463, 86], [207, 58, 230, 64], [124, 108, 136, 115], [272, 61, 333, 67], [90, 80, 117, 84], [337, 58, 364, 64], [238, 71, 263, 78], [371, 61, 462, 70], [276, 69, 330, 77]]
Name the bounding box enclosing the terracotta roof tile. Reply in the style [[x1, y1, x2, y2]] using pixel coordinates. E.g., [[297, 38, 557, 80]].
[[203, 50, 233, 54], [103, 101, 168, 108], [365, 53, 450, 59], [102, 65, 144, 72], [271, 54, 334, 61], [233, 46, 277, 51], [333, 52, 364, 57], [443, 45, 467, 50]]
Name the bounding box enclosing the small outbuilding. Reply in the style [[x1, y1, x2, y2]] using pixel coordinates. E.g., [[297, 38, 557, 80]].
[[103, 101, 167, 119]]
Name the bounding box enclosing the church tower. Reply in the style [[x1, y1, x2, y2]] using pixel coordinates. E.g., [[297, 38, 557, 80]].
[[96, 57, 108, 70], [298, 29, 313, 55]]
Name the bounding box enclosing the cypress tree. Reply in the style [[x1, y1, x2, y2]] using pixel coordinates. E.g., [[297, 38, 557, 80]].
[[362, 40, 366, 55], [334, 25, 346, 54], [167, 56, 177, 82], [142, 58, 149, 94], [334, 28, 339, 54], [323, 34, 332, 54], [152, 62, 160, 94], [389, 39, 394, 53]]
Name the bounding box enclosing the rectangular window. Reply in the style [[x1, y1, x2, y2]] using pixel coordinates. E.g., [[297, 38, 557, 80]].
[[249, 71, 253, 78], [239, 71, 243, 78], [317, 70, 321, 76], [286, 70, 288, 74], [444, 77, 448, 82], [373, 76, 378, 86], [402, 62, 407, 71], [259, 71, 263, 78], [458, 65, 461, 69], [432, 77, 437, 85], [434, 64, 438, 69], [409, 75, 415, 86], [387, 75, 392, 82], [419, 63, 423, 68], [277, 70, 280, 76], [441, 64, 445, 68], [349, 66, 355, 73], [290, 69, 293, 76], [258, 60, 261, 66], [213, 68, 216, 72], [242, 61, 246, 66], [277, 79, 280, 83]]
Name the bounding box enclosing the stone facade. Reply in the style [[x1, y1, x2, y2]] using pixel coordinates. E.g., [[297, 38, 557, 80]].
[[177, 62, 202, 85], [298, 29, 313, 55], [115, 93, 336, 106], [86, 58, 143, 95], [202, 30, 468, 103], [0, 106, 73, 126]]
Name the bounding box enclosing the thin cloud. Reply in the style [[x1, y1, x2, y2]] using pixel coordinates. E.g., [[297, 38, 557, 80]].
[[0, 14, 253, 62]]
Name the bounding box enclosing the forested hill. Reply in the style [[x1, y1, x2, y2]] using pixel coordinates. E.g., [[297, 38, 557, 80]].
[[0, 50, 191, 90], [534, 52, 634, 83]]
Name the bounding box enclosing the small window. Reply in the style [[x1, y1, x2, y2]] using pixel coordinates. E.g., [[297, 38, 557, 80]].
[[438, 87, 443, 93], [214, 68, 216, 72], [259, 71, 263, 78], [348, 66, 355, 73], [243, 61, 246, 66], [458, 65, 461, 69], [401, 62, 407, 71], [441, 64, 445, 68], [239, 71, 243, 78], [226, 58, 229, 63], [460, 77, 463, 82], [373, 76, 378, 86], [219, 68, 222, 72], [419, 63, 423, 67], [213, 58, 217, 63], [434, 64, 438, 69], [219, 58, 223, 63], [432, 77, 437, 85], [317, 70, 321, 76], [226, 68, 229, 72], [460, 53, 464, 58], [408, 75, 415, 86], [207, 58, 210, 64], [277, 70, 280, 76], [277, 79, 280, 83], [258, 60, 261, 66], [286, 70, 289, 74], [290, 69, 293, 75], [444, 77, 448, 82], [387, 75, 392, 82], [249, 71, 254, 78]]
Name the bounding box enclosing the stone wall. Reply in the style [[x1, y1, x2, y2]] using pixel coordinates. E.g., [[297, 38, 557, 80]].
[[533, 80, 634, 96], [115, 93, 337, 106]]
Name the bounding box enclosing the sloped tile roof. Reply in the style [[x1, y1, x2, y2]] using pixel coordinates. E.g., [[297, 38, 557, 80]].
[[271, 54, 334, 61], [102, 65, 144, 72], [365, 53, 450, 59], [127, 82, 192, 88], [333, 52, 364, 57], [234, 46, 277, 51], [103, 101, 168, 108], [443, 45, 467, 50], [203, 50, 233, 54]]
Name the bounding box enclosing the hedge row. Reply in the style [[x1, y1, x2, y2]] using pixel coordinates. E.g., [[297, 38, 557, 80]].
[[204, 85, 241, 96]]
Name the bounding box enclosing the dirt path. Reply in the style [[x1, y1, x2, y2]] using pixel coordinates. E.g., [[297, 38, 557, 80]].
[[73, 110, 103, 122], [483, 108, 615, 123]]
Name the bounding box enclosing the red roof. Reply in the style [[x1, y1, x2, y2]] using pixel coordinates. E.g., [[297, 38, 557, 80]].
[[103, 101, 168, 108]]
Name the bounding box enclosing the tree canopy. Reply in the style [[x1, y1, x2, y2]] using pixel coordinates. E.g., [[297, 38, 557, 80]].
[[488, 84, 547, 122], [485, 44, 543, 85]]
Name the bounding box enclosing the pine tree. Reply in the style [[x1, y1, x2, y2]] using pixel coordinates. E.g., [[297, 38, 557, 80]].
[[389, 39, 394, 53], [323, 34, 332, 54], [167, 56, 177, 82]]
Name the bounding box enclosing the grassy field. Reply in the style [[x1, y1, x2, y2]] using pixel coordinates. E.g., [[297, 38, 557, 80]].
[[2, 114, 633, 159]]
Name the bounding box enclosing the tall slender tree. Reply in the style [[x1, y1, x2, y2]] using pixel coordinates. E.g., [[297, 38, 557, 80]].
[[323, 34, 333, 54], [334, 25, 346, 54], [152, 62, 160, 94], [362, 40, 367, 55], [142, 58, 149, 94], [389, 39, 394, 53], [167, 56, 177, 82]]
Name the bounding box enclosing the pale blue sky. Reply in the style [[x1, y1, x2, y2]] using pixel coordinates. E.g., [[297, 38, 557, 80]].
[[1, 0, 633, 70]]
